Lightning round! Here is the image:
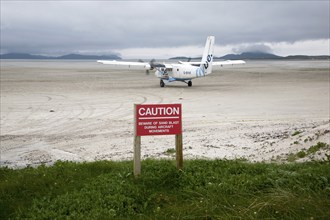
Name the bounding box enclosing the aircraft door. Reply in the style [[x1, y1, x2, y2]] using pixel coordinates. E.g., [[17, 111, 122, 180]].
[[172, 66, 180, 78]]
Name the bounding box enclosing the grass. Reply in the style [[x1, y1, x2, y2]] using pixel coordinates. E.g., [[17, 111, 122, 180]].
[[308, 142, 329, 154], [292, 130, 302, 136], [164, 148, 176, 155], [287, 142, 330, 162], [1, 159, 330, 219], [296, 150, 307, 158]]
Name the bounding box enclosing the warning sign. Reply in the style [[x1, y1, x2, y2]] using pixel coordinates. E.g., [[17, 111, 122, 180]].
[[135, 104, 182, 136]]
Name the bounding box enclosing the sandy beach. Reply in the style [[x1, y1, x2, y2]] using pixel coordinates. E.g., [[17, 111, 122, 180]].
[[1, 60, 329, 168]]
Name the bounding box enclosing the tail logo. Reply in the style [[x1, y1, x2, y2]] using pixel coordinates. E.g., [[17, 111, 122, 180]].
[[203, 54, 213, 69], [196, 68, 204, 77]]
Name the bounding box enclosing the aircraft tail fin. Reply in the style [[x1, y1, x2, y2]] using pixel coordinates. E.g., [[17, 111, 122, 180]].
[[200, 36, 215, 75]]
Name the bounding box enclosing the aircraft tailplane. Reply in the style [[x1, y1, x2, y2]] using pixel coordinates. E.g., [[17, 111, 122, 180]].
[[200, 36, 215, 76]]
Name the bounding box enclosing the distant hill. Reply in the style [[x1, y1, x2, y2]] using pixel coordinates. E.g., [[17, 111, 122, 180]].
[[56, 54, 121, 60], [2, 52, 329, 61], [220, 52, 281, 60], [169, 56, 194, 60], [0, 53, 50, 59], [284, 55, 330, 60], [170, 52, 329, 60], [0, 53, 121, 60]]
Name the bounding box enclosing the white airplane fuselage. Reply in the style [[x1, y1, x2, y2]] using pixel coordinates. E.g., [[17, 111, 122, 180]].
[[155, 64, 206, 81]]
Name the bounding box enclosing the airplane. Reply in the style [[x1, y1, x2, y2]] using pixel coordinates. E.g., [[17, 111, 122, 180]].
[[97, 36, 245, 87]]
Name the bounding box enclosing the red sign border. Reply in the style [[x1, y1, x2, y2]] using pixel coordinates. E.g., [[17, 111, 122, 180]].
[[135, 103, 182, 136]]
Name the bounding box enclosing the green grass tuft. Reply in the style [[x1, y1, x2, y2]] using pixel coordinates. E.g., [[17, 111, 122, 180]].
[[307, 142, 329, 154], [292, 131, 302, 136], [164, 148, 176, 155], [287, 142, 329, 162], [297, 151, 307, 158]]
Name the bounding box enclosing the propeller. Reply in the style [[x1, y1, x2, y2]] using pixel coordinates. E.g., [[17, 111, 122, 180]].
[[139, 59, 165, 75], [150, 59, 166, 68]]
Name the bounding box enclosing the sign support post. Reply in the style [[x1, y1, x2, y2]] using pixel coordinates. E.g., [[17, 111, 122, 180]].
[[175, 134, 183, 169], [134, 104, 183, 177], [133, 104, 141, 177], [133, 135, 141, 177]]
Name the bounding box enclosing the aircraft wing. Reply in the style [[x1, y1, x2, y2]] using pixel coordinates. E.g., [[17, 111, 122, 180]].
[[178, 60, 245, 67], [178, 61, 199, 65], [97, 60, 150, 70], [97, 60, 172, 70], [213, 60, 246, 66]]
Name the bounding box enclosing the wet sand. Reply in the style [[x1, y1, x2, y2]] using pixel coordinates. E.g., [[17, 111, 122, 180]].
[[1, 60, 329, 168]]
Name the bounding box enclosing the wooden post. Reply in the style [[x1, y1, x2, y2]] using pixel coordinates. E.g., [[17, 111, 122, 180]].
[[175, 134, 183, 169], [134, 135, 141, 177], [133, 104, 141, 177]]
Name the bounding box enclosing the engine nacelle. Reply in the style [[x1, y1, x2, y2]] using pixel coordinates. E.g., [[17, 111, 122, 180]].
[[144, 64, 152, 70]]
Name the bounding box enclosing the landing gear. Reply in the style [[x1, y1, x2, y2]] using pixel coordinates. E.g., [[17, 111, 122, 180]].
[[160, 79, 165, 87], [188, 81, 192, 87]]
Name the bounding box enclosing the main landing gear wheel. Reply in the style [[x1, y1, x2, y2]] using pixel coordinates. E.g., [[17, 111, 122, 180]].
[[188, 81, 192, 87], [160, 79, 165, 87]]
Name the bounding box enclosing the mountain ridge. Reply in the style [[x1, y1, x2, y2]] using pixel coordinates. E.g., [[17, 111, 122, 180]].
[[170, 52, 330, 60], [0, 53, 121, 60], [1, 52, 329, 60]]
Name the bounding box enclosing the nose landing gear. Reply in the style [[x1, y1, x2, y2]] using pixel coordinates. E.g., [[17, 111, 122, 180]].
[[160, 79, 165, 87]]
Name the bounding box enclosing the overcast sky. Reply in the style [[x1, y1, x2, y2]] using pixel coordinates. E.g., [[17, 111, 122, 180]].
[[1, 1, 329, 58]]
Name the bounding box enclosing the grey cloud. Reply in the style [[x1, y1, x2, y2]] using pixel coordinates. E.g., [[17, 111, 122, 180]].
[[0, 1, 329, 55], [232, 44, 273, 54]]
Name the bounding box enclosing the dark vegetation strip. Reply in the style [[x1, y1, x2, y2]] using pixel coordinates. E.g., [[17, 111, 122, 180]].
[[1, 159, 329, 219]]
